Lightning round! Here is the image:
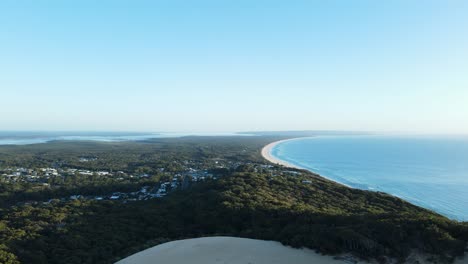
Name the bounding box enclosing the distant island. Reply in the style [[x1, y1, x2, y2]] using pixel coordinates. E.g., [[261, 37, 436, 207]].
[[0, 135, 467, 263]]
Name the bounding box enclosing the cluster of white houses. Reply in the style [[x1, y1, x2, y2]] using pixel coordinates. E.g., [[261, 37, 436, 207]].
[[0, 167, 155, 184], [1, 165, 219, 205], [2, 159, 314, 206], [43, 172, 215, 204]]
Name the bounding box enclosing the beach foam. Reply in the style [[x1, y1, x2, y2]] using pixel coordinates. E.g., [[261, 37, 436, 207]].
[[261, 139, 305, 169]]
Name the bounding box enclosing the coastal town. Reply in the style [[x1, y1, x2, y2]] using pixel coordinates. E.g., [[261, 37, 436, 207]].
[[0, 164, 217, 204], [0, 154, 306, 207]]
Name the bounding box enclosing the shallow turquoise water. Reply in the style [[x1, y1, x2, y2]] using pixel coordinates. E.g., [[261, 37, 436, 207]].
[[271, 136, 468, 221]]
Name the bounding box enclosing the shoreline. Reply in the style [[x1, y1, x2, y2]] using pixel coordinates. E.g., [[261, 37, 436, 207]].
[[260, 139, 468, 262], [261, 138, 349, 187], [261, 137, 353, 188], [261, 138, 307, 169], [261, 138, 468, 222]]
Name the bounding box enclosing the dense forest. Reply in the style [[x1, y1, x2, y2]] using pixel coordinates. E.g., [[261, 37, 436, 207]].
[[0, 137, 467, 263]]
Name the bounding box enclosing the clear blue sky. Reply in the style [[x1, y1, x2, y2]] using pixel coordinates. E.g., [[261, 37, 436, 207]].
[[1, 1, 467, 134]]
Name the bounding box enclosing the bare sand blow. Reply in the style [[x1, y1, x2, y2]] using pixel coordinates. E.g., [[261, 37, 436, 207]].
[[115, 236, 357, 264]]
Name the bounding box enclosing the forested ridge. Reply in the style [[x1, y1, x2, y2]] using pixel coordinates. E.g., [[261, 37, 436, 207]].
[[0, 137, 467, 263]]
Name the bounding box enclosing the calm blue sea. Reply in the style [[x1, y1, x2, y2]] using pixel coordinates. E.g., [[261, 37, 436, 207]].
[[271, 136, 468, 221]]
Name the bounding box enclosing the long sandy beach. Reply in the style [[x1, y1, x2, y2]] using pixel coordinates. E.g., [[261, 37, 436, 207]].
[[261, 138, 305, 169]]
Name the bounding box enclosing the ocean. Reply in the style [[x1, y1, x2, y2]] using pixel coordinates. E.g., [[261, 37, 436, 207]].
[[270, 135, 468, 221]]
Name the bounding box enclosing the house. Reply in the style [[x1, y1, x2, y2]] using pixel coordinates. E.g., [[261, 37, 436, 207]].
[[140, 186, 149, 193], [78, 170, 93, 176]]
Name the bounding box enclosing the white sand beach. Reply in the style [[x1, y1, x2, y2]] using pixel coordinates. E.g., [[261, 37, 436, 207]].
[[261, 138, 356, 189], [261, 138, 305, 169], [115, 236, 359, 264]]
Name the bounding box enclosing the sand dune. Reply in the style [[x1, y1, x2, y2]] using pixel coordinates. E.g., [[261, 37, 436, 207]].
[[115, 236, 355, 264]]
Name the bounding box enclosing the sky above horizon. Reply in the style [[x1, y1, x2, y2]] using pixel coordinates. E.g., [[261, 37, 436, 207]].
[[1, 1, 467, 134]]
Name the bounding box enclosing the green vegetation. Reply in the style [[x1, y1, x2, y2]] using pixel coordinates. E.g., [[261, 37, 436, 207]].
[[0, 137, 467, 263]]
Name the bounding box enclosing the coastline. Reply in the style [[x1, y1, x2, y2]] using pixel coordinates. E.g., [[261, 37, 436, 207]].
[[261, 137, 351, 187], [260, 138, 468, 263], [261, 137, 468, 222], [261, 138, 306, 169], [261, 138, 352, 188]]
